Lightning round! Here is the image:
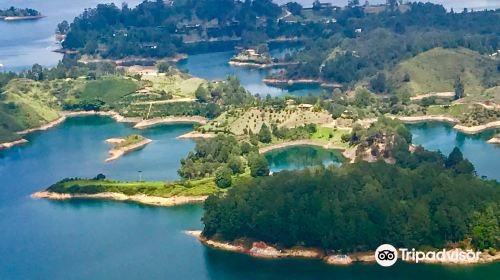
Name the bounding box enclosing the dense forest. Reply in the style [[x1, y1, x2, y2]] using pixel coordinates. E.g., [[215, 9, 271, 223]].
[[57, 1, 500, 95], [0, 7, 40, 17], [202, 118, 499, 251], [202, 149, 499, 252], [281, 2, 500, 88], [61, 0, 282, 57]]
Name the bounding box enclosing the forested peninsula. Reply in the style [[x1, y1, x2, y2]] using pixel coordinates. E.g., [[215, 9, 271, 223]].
[[0, 0, 498, 266]]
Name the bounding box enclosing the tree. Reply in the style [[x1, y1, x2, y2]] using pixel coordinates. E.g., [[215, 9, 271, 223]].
[[471, 206, 499, 250], [348, 0, 360, 7], [258, 123, 272, 143], [215, 166, 232, 188], [445, 147, 464, 168], [286, 2, 302, 16], [312, 0, 321, 11], [445, 147, 475, 175], [57, 20, 70, 34], [93, 173, 106, 180], [371, 72, 386, 93], [353, 88, 373, 108], [156, 62, 171, 73], [248, 153, 269, 177], [227, 156, 244, 174], [195, 85, 209, 102], [454, 77, 465, 100]]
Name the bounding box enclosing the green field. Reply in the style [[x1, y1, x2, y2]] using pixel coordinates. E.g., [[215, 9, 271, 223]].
[[311, 126, 349, 147], [47, 177, 220, 198], [142, 74, 206, 99], [390, 48, 500, 99], [0, 78, 67, 142], [114, 134, 146, 149], [77, 77, 139, 105]]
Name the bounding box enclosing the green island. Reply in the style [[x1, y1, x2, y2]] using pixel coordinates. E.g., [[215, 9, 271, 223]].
[[105, 134, 152, 162], [1, 0, 498, 267], [0, 7, 42, 20], [228, 46, 287, 68]]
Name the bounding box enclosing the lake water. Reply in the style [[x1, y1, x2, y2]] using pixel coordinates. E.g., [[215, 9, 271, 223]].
[[1, 0, 499, 278], [2, 0, 499, 71], [0, 116, 499, 279], [265, 145, 344, 172], [177, 51, 322, 96], [409, 122, 500, 180]]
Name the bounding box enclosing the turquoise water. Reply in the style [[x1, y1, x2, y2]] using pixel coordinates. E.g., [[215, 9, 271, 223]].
[[265, 145, 343, 172], [409, 122, 500, 180], [177, 50, 322, 97], [0, 117, 498, 279]]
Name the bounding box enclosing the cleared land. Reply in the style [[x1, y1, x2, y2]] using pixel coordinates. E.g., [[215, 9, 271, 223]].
[[201, 106, 333, 135], [44, 177, 220, 198], [390, 48, 500, 101]]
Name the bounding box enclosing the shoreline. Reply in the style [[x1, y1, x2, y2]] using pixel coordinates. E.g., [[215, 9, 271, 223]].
[[229, 60, 296, 69], [105, 138, 153, 162], [176, 131, 216, 139], [32, 191, 207, 207], [186, 231, 500, 265], [0, 15, 45, 21], [258, 139, 346, 154], [0, 110, 207, 150], [487, 136, 500, 144], [133, 116, 208, 129], [0, 139, 28, 150], [16, 111, 140, 136], [262, 78, 342, 88]]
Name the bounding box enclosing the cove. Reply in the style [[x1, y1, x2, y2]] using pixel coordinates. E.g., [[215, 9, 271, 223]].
[[177, 51, 322, 97], [408, 122, 500, 180], [0, 117, 499, 279]]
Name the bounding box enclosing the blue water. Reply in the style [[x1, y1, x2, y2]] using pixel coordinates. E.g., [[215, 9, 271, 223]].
[[1, 0, 499, 278], [0, 117, 498, 279], [409, 122, 500, 180], [265, 145, 343, 172], [177, 50, 322, 97]]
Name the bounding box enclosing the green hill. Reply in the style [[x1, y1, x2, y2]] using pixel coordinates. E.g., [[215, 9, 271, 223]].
[[0, 79, 64, 142], [389, 48, 500, 100]]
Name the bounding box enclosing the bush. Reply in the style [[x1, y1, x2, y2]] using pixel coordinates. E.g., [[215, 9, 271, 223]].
[[214, 166, 232, 188]]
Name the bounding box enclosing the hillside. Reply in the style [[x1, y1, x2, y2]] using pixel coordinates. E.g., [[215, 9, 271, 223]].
[[389, 48, 500, 100], [0, 79, 66, 142]]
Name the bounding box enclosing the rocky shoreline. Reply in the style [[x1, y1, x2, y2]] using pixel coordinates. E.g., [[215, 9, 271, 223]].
[[487, 136, 500, 144], [0, 110, 206, 151], [0, 15, 45, 21], [105, 137, 153, 162], [133, 116, 208, 129], [259, 139, 346, 154], [185, 231, 500, 266], [0, 139, 28, 150], [32, 191, 207, 207], [262, 78, 342, 88], [176, 131, 216, 139]]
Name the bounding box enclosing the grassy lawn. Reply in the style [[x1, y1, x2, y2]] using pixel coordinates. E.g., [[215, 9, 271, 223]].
[[0, 78, 66, 142], [427, 103, 471, 117], [47, 177, 220, 198], [78, 77, 139, 105], [142, 74, 205, 99], [390, 48, 499, 97], [114, 134, 146, 149], [311, 126, 349, 147]]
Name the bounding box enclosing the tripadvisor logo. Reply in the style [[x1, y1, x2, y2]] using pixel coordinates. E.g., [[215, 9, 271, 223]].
[[375, 244, 398, 267], [374, 244, 481, 267]]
